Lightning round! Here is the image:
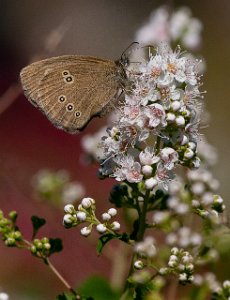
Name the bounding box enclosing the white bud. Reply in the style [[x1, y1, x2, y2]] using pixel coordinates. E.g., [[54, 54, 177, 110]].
[[223, 280, 230, 289], [145, 177, 158, 189], [176, 115, 185, 126], [76, 211, 87, 221], [159, 267, 168, 275], [63, 214, 74, 225], [179, 273, 188, 282], [96, 223, 107, 234], [166, 112, 176, 122], [181, 135, 189, 145], [102, 213, 111, 221], [80, 226, 91, 237], [213, 195, 224, 205], [184, 148, 194, 159], [108, 208, 117, 217], [171, 247, 179, 255], [142, 165, 153, 177], [111, 221, 120, 231], [81, 197, 94, 208], [134, 260, 144, 270], [188, 142, 196, 150], [169, 255, 178, 261], [64, 204, 75, 214], [171, 101, 181, 111], [186, 263, 194, 271], [168, 260, 177, 268]]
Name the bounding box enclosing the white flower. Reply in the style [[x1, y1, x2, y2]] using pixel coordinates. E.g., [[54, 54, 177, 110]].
[[62, 182, 85, 204], [134, 236, 157, 258], [113, 155, 143, 183], [139, 147, 160, 165], [160, 147, 178, 170], [145, 103, 166, 128], [135, 7, 169, 45]]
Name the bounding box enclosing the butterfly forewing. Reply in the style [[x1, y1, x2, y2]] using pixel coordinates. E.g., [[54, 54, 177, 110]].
[[20, 55, 123, 133]]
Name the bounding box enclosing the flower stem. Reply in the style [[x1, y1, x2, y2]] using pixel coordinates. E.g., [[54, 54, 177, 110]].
[[136, 189, 150, 241], [45, 258, 80, 299]]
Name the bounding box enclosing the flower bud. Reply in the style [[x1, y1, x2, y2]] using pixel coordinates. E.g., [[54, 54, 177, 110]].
[[81, 197, 94, 208], [76, 211, 87, 221], [176, 116, 185, 126], [134, 260, 144, 270], [107, 208, 117, 217], [96, 224, 107, 234], [142, 165, 153, 177], [145, 177, 158, 189], [111, 221, 120, 231], [64, 204, 75, 214], [80, 226, 92, 237]]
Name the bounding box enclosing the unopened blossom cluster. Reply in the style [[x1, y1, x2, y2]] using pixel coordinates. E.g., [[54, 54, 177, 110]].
[[100, 43, 202, 188], [160, 247, 194, 284], [63, 198, 120, 236]]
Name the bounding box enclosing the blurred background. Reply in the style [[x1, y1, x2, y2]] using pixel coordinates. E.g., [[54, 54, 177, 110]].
[[0, 0, 230, 298]]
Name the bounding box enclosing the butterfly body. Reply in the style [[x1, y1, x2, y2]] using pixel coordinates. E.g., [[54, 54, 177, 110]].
[[20, 55, 126, 133]]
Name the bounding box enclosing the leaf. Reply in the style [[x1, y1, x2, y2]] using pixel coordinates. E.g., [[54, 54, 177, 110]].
[[97, 233, 115, 254], [97, 233, 130, 255], [78, 276, 120, 300], [31, 215, 46, 238], [49, 238, 63, 255], [56, 293, 74, 300]]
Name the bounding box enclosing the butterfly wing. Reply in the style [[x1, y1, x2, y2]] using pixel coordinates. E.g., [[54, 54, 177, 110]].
[[20, 55, 123, 133]]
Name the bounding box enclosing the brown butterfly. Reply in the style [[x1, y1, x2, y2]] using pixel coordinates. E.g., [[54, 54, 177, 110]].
[[20, 55, 128, 133]]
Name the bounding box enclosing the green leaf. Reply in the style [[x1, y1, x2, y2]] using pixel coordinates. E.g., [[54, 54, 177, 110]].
[[49, 238, 63, 255], [97, 233, 115, 254], [78, 276, 120, 300], [97, 233, 130, 255], [56, 293, 74, 300], [31, 215, 46, 238]]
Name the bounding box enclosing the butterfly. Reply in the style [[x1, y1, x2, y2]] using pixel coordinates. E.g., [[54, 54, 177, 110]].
[[20, 54, 128, 133]]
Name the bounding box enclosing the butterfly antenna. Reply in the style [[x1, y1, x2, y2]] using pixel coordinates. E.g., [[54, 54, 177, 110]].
[[120, 42, 140, 65]]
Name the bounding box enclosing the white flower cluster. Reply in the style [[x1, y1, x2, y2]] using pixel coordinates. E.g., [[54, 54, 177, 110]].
[[33, 169, 85, 204], [160, 247, 194, 284], [100, 44, 202, 189], [187, 169, 225, 216], [134, 236, 157, 258], [166, 227, 202, 249], [135, 6, 202, 50], [63, 199, 120, 236], [213, 280, 230, 299]]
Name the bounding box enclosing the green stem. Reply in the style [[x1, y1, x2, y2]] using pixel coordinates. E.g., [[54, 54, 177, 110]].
[[136, 190, 150, 241]]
